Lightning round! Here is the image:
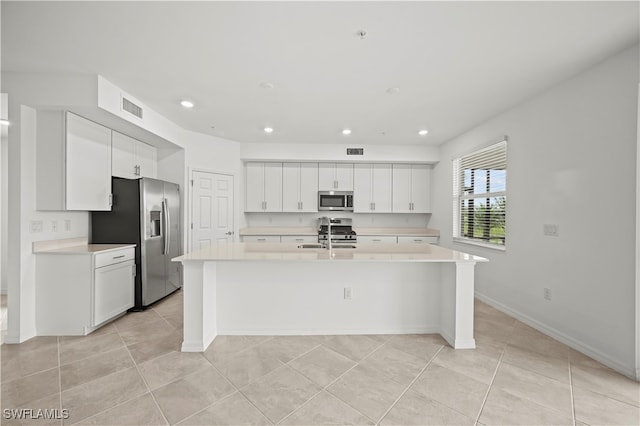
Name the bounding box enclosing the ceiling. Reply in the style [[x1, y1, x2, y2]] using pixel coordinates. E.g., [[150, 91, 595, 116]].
[[2, 1, 638, 146]]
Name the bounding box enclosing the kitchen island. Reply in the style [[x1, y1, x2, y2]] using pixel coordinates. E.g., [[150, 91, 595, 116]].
[[173, 243, 487, 352]]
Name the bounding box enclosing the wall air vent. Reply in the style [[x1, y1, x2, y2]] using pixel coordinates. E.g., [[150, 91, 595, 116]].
[[346, 148, 364, 156], [122, 97, 143, 119]]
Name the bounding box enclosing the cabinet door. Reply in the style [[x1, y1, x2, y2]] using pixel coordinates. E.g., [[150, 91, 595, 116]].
[[136, 141, 157, 178], [410, 165, 431, 213], [371, 164, 392, 212], [318, 163, 353, 190], [282, 163, 301, 212], [111, 131, 137, 179], [93, 260, 135, 326], [245, 162, 266, 212], [353, 164, 373, 212], [66, 113, 112, 211], [263, 163, 283, 212], [392, 164, 412, 213], [298, 163, 318, 212], [318, 163, 336, 190], [335, 163, 354, 190]]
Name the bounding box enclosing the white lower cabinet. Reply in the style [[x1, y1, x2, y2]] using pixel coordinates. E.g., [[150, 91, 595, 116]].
[[397, 236, 439, 244], [242, 235, 281, 243], [36, 246, 135, 335], [358, 236, 398, 244], [280, 235, 317, 244]]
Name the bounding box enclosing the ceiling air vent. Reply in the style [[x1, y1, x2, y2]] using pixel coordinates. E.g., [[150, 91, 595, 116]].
[[122, 96, 143, 119], [346, 148, 364, 156]]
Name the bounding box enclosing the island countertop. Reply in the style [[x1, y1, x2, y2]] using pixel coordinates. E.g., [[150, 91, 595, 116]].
[[173, 242, 486, 263]]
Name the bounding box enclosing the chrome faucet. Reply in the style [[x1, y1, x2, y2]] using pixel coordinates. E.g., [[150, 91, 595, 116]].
[[320, 217, 333, 250]]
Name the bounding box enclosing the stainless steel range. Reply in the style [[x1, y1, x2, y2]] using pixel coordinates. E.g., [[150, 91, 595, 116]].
[[318, 217, 357, 245]]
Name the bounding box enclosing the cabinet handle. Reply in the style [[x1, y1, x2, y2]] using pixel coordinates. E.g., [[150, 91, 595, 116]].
[[108, 194, 113, 207], [257, 238, 266, 242], [372, 202, 375, 211], [334, 180, 338, 189], [112, 254, 125, 259]]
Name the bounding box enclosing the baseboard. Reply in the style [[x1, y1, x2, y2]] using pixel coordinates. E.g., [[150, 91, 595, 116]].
[[217, 326, 441, 336], [475, 292, 637, 380]]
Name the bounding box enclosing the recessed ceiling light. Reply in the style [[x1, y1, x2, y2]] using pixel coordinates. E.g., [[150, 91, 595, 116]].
[[418, 129, 429, 136], [259, 82, 275, 89], [180, 100, 194, 108], [386, 87, 400, 95], [342, 129, 352, 135], [0, 119, 9, 126], [264, 127, 274, 133]]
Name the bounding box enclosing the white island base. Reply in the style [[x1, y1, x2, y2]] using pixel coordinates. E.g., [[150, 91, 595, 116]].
[[174, 243, 487, 352]]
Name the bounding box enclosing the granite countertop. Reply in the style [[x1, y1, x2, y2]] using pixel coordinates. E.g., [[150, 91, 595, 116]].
[[174, 242, 485, 263]]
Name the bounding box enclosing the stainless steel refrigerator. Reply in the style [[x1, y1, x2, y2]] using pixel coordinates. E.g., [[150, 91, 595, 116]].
[[91, 177, 182, 310]]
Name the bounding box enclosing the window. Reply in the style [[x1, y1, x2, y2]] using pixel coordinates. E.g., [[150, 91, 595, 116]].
[[453, 138, 507, 249]]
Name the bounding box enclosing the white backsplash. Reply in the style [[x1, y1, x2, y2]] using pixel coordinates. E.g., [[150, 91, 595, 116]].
[[244, 212, 431, 229]]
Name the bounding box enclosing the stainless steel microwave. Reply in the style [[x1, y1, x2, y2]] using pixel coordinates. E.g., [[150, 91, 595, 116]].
[[318, 191, 354, 211]]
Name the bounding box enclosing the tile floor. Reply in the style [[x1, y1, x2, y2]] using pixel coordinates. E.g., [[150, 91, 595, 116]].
[[1, 290, 638, 425]]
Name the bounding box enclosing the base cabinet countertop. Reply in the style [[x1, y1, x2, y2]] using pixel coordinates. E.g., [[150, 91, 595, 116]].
[[34, 239, 136, 335]]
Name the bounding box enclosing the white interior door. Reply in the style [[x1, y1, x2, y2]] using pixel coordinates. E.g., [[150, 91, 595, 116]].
[[191, 171, 234, 251]]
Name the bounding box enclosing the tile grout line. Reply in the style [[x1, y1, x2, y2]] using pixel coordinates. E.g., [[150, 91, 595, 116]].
[[273, 337, 390, 425], [191, 344, 277, 426], [568, 355, 576, 426], [374, 344, 444, 425], [474, 347, 506, 426], [57, 336, 63, 426], [118, 327, 172, 426]]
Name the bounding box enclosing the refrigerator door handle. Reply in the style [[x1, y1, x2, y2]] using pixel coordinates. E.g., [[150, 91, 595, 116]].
[[162, 198, 169, 255]]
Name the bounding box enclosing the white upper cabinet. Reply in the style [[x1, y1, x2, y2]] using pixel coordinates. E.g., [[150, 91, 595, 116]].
[[282, 163, 318, 212], [245, 162, 283, 212], [318, 163, 354, 191], [392, 164, 431, 213], [37, 111, 112, 211], [112, 131, 157, 179], [353, 164, 392, 213]]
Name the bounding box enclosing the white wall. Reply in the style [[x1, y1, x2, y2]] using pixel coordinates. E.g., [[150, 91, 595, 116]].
[[1, 93, 8, 294], [430, 45, 639, 377], [241, 142, 439, 164]]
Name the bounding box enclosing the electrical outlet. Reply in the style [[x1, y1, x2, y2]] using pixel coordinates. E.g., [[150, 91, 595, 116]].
[[544, 288, 552, 301], [543, 224, 559, 237], [344, 287, 352, 300], [30, 220, 43, 233], [64, 219, 71, 231]]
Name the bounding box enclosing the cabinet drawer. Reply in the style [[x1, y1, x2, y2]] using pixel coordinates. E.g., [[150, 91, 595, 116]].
[[93, 260, 135, 326], [280, 235, 317, 244], [242, 235, 281, 243], [397, 236, 439, 244], [358, 236, 398, 244], [95, 247, 135, 268]]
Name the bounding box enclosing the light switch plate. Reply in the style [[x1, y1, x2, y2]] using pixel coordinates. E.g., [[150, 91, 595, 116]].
[[543, 224, 559, 237], [30, 220, 43, 233]]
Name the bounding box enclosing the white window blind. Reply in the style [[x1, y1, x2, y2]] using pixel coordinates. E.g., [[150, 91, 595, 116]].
[[453, 138, 507, 248]]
